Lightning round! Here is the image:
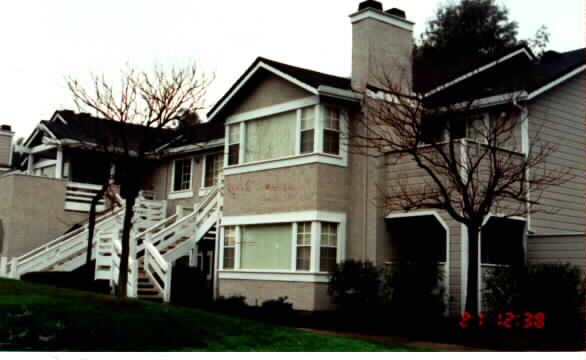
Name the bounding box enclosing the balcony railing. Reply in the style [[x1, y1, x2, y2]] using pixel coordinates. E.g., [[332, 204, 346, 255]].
[[64, 182, 106, 212]]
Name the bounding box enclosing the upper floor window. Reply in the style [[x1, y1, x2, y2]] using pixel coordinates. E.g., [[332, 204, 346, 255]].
[[204, 153, 224, 187], [300, 107, 315, 154], [228, 125, 240, 165], [173, 158, 192, 192], [245, 110, 296, 162], [323, 107, 341, 155], [422, 113, 488, 144]]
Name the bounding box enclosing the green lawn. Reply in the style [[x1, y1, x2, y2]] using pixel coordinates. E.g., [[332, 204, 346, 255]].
[[0, 278, 414, 351]]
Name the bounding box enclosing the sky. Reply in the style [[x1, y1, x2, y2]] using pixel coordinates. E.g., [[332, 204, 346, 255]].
[[0, 0, 583, 140]]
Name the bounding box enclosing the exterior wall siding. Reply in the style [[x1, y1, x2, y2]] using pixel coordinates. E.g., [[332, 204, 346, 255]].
[[528, 235, 585, 272], [528, 73, 585, 234]]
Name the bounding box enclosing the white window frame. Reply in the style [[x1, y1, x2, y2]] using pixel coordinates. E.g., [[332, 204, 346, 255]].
[[219, 211, 346, 282], [223, 97, 349, 176], [169, 157, 194, 200]]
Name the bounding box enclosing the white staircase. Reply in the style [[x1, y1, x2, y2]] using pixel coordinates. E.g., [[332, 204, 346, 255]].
[[95, 185, 222, 302], [0, 206, 125, 279], [0, 187, 222, 304]]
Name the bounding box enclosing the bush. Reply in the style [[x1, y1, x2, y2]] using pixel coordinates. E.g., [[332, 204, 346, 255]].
[[328, 260, 381, 310], [381, 261, 446, 328], [484, 263, 583, 329], [212, 295, 249, 315], [260, 296, 294, 322]]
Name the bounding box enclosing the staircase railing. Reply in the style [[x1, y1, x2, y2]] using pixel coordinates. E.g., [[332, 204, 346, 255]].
[[144, 240, 171, 302], [110, 236, 138, 298], [163, 187, 221, 262], [9, 206, 125, 278]]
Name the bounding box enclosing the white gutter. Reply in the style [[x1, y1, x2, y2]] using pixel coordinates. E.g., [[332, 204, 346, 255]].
[[318, 85, 362, 102]]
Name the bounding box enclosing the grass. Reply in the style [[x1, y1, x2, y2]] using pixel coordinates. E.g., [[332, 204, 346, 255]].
[[0, 278, 416, 351]]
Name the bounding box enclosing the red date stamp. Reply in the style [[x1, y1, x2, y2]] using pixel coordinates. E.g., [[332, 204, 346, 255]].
[[459, 312, 545, 328]]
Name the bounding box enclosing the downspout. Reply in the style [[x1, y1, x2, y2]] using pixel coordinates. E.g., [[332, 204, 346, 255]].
[[512, 96, 530, 265], [363, 112, 369, 262]]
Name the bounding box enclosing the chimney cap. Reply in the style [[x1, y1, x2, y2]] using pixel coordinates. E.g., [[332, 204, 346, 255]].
[[385, 8, 406, 19], [358, 0, 383, 11], [0, 125, 12, 132]]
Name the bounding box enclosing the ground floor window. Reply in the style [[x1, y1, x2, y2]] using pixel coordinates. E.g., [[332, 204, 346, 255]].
[[221, 217, 344, 273]]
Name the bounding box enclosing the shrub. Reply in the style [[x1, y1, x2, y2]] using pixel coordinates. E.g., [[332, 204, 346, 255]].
[[381, 261, 446, 327], [213, 295, 248, 315], [260, 296, 294, 322], [328, 260, 381, 310]]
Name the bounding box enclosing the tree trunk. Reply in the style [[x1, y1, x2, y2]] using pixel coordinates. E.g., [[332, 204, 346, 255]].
[[465, 224, 480, 321], [117, 189, 137, 299], [85, 183, 109, 281]]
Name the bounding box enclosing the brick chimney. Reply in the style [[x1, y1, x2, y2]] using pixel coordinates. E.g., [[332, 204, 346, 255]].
[[0, 125, 14, 168], [350, 1, 414, 91]]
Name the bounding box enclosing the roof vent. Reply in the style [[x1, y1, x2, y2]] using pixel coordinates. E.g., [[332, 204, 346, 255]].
[[358, 0, 383, 11], [385, 8, 406, 18], [0, 125, 11, 132]]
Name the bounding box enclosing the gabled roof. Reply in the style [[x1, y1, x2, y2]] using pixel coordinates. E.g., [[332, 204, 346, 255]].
[[423, 47, 585, 106], [207, 57, 352, 122]]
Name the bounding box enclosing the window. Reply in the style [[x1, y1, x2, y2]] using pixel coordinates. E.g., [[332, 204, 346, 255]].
[[323, 107, 341, 155], [204, 153, 224, 187], [299, 107, 315, 154], [228, 125, 240, 165], [173, 158, 192, 191], [296, 222, 312, 271], [240, 224, 292, 270], [245, 110, 296, 162], [320, 222, 338, 272], [223, 226, 236, 269]]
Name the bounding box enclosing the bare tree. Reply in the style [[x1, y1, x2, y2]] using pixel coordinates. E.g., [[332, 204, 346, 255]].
[[67, 63, 213, 297], [349, 72, 571, 320]]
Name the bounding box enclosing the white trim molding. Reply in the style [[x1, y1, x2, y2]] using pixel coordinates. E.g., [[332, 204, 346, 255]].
[[224, 153, 346, 176], [318, 85, 362, 102], [208, 61, 318, 122], [168, 190, 194, 200], [527, 65, 586, 100], [222, 211, 346, 226], [218, 271, 330, 283]]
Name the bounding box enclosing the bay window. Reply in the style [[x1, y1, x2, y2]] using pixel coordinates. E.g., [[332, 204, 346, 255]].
[[223, 226, 236, 269], [299, 107, 315, 154], [295, 222, 312, 271], [224, 102, 348, 173], [221, 217, 343, 274], [323, 107, 341, 155], [245, 110, 296, 162], [240, 224, 292, 270]]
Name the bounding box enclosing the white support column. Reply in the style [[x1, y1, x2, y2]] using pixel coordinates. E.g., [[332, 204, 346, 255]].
[[55, 146, 63, 179], [235, 226, 241, 270], [0, 257, 7, 277], [291, 222, 298, 271], [189, 245, 198, 268], [310, 221, 320, 273]]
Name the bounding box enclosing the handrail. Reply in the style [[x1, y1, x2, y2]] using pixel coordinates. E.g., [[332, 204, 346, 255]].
[[144, 241, 171, 302]]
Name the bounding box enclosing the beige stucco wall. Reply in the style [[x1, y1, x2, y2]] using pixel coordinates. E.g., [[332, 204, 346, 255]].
[[144, 148, 224, 216], [229, 71, 312, 116], [0, 174, 86, 257], [218, 278, 334, 311]]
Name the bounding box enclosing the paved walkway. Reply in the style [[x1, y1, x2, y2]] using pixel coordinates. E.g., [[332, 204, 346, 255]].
[[299, 328, 496, 352]]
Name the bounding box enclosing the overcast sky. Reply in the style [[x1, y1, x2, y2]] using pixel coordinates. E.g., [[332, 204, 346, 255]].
[[1, 0, 583, 139]]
